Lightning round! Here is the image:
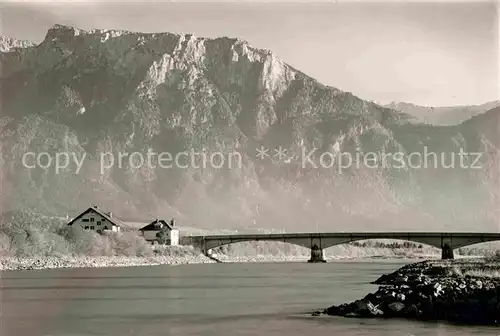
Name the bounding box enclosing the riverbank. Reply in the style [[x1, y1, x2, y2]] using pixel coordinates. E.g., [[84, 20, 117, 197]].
[[0, 254, 421, 271], [0, 252, 439, 271], [0, 249, 486, 271], [313, 258, 500, 325], [0, 254, 217, 270]]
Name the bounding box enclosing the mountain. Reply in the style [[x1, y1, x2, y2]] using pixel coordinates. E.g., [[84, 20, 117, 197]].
[[1, 24, 499, 232], [386, 101, 500, 126]]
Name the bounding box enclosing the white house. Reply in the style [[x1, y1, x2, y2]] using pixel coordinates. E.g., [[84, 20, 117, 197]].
[[67, 205, 121, 233], [139, 219, 179, 245]]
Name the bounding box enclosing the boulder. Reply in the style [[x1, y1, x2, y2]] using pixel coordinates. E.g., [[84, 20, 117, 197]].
[[402, 303, 420, 317], [384, 301, 406, 317], [423, 266, 447, 276], [352, 300, 383, 317]]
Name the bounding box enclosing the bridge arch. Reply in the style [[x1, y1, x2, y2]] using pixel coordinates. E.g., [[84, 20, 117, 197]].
[[192, 235, 446, 253], [452, 240, 500, 250], [315, 237, 444, 250], [455, 240, 500, 252], [201, 237, 313, 252], [182, 232, 500, 260], [205, 238, 444, 259], [322, 238, 440, 251]]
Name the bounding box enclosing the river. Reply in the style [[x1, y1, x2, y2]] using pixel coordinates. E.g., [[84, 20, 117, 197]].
[[1, 260, 498, 336]]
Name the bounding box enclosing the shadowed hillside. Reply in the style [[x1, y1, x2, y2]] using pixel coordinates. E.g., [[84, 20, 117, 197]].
[[386, 101, 500, 125]]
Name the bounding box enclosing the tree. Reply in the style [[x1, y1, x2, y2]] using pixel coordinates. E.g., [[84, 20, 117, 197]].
[[156, 227, 171, 245]]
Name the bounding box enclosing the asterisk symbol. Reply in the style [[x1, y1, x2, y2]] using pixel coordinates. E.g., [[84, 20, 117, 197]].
[[273, 146, 288, 161], [256, 145, 269, 160]]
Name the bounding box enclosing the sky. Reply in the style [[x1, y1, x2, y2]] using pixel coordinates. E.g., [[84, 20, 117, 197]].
[[0, 0, 499, 107]]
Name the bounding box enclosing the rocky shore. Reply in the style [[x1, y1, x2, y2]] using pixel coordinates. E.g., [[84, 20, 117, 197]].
[[312, 258, 500, 325]]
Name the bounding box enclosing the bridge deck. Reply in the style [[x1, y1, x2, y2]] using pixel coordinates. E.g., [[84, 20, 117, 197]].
[[186, 232, 500, 239]]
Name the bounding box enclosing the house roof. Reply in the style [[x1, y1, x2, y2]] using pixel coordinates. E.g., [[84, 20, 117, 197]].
[[67, 206, 121, 227], [139, 219, 175, 231]]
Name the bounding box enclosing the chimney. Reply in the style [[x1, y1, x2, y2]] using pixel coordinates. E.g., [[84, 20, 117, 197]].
[[108, 212, 113, 218], [93, 205, 98, 209]]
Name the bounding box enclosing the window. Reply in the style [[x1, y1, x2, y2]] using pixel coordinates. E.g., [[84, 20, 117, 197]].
[[90, 218, 95, 222], [84, 226, 89, 229], [90, 226, 94, 230], [82, 219, 89, 222], [97, 221, 101, 225]]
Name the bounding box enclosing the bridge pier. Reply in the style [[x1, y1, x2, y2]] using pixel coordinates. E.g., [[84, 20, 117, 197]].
[[308, 244, 326, 263], [441, 243, 454, 260], [204, 248, 222, 263]]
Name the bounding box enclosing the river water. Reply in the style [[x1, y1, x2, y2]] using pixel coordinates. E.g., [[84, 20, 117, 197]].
[[1, 260, 498, 336]]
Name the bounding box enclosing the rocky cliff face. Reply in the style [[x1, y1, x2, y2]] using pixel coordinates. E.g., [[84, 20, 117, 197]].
[[0, 36, 35, 52], [1, 24, 498, 231]]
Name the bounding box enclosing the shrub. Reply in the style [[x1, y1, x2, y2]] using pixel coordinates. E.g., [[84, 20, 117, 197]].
[[0, 211, 155, 258]]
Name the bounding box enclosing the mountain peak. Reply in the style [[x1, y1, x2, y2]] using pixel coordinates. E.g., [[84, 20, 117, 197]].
[[36, 23, 291, 96], [42, 24, 268, 58], [44, 23, 134, 42], [43, 23, 251, 45]]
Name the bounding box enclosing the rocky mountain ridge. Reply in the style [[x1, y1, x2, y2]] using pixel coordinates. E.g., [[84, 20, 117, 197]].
[[0, 36, 35, 52]]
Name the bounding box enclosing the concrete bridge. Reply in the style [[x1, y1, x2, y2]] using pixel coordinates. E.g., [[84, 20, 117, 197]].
[[180, 232, 500, 262]]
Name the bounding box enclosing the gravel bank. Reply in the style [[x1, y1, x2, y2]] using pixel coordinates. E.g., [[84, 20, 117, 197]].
[[2, 254, 386, 269], [0, 252, 442, 271], [0, 255, 216, 271], [312, 258, 500, 325]]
